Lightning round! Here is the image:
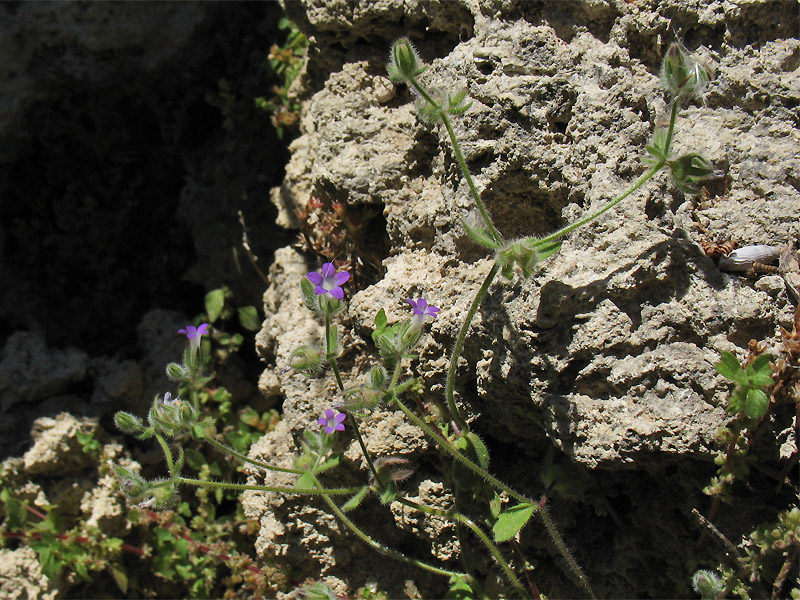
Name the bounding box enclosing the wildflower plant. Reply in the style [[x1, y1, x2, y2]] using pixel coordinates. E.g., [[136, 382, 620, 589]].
[[111, 38, 722, 598]]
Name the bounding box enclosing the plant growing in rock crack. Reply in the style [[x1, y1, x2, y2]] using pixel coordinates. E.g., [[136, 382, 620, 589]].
[[112, 38, 718, 598], [692, 306, 800, 599]]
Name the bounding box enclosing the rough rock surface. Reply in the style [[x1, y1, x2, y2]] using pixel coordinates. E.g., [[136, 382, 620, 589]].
[[0, 546, 57, 600], [246, 0, 799, 597]]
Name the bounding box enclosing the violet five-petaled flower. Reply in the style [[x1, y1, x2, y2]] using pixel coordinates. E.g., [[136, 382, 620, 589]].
[[318, 408, 346, 434], [178, 323, 210, 340], [307, 263, 350, 300], [407, 297, 439, 327], [178, 323, 209, 356]]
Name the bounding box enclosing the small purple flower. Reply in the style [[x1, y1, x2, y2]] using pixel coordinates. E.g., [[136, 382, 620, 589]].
[[307, 263, 350, 300], [178, 323, 210, 340], [317, 408, 346, 434], [178, 323, 209, 358], [407, 297, 439, 324]]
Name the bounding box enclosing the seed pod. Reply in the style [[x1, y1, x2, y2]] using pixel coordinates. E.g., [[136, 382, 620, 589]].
[[718, 244, 781, 272]]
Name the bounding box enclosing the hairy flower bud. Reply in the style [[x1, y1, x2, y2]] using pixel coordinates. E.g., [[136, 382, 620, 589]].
[[387, 37, 425, 83], [660, 42, 711, 99], [114, 411, 144, 434], [288, 345, 323, 377]]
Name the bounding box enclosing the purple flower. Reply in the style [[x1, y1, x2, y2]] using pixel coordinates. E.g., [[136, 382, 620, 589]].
[[402, 298, 440, 345], [317, 408, 346, 434], [178, 323, 209, 358], [307, 263, 350, 300], [407, 297, 439, 324], [178, 323, 210, 340]]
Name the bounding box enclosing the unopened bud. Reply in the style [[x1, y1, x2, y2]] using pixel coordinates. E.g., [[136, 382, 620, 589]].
[[660, 42, 711, 99], [387, 38, 425, 83], [288, 345, 323, 377], [114, 411, 144, 434]]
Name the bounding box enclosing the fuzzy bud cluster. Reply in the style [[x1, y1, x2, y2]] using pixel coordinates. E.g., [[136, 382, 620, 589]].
[[148, 392, 197, 437]]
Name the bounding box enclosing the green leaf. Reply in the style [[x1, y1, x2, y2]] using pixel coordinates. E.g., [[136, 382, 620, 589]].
[[314, 454, 341, 473], [492, 502, 535, 542], [326, 323, 339, 354], [300, 277, 319, 312], [462, 219, 501, 249], [374, 308, 387, 332], [294, 471, 315, 490], [745, 388, 769, 419], [110, 564, 129, 594], [75, 560, 91, 582], [747, 354, 773, 387], [715, 352, 745, 384], [184, 448, 207, 470], [205, 288, 226, 323], [445, 574, 475, 600], [341, 486, 369, 512], [464, 432, 489, 470]]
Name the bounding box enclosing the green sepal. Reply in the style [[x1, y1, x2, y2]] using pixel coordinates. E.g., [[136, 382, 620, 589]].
[[492, 502, 535, 542], [341, 486, 369, 512], [300, 277, 319, 312], [378, 480, 399, 505], [462, 219, 502, 249], [644, 127, 669, 165]]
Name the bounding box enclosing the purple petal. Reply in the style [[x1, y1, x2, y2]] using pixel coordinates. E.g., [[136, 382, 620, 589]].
[[314, 285, 327, 296], [328, 286, 344, 300], [321, 263, 335, 277], [325, 409, 335, 419], [307, 272, 323, 285], [334, 422, 345, 431], [317, 417, 327, 426], [334, 413, 346, 423], [406, 298, 417, 309], [333, 271, 350, 286], [416, 298, 429, 311], [196, 323, 210, 336]]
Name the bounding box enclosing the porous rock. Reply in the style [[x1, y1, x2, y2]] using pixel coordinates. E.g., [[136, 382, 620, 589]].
[[0, 546, 57, 600], [248, 0, 799, 596]]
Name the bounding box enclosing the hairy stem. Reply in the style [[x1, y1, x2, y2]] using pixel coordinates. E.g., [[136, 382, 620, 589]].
[[313, 474, 465, 578], [177, 476, 361, 496], [203, 435, 303, 475]]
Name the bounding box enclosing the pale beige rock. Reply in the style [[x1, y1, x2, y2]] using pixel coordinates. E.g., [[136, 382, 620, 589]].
[[0, 546, 57, 600], [251, 0, 800, 596]]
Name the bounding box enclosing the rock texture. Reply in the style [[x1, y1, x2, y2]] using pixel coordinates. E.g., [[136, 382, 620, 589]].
[[246, 0, 799, 597]]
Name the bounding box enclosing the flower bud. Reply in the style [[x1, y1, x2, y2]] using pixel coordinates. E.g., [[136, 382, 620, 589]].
[[387, 38, 425, 83], [660, 42, 711, 99], [669, 153, 715, 194], [288, 345, 323, 377], [114, 411, 144, 434]]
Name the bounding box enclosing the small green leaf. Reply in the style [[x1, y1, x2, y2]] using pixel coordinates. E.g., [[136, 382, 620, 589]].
[[715, 352, 746, 384], [75, 560, 91, 582], [314, 454, 341, 473], [745, 388, 769, 419], [300, 278, 318, 312], [445, 574, 475, 600], [747, 354, 773, 387], [341, 486, 369, 512], [464, 432, 489, 470], [205, 289, 226, 323], [184, 448, 207, 470], [374, 308, 387, 331], [462, 219, 501, 249], [110, 564, 129, 594], [294, 471, 315, 490], [493, 502, 535, 542]]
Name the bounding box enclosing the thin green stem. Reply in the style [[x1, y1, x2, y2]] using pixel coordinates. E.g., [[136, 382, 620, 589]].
[[409, 76, 502, 246], [203, 435, 303, 475], [350, 417, 385, 488], [445, 262, 501, 432], [396, 497, 529, 598], [155, 432, 177, 478], [324, 315, 345, 390], [537, 99, 678, 247], [391, 393, 530, 505], [178, 476, 361, 496], [312, 474, 465, 579], [539, 501, 597, 600]]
